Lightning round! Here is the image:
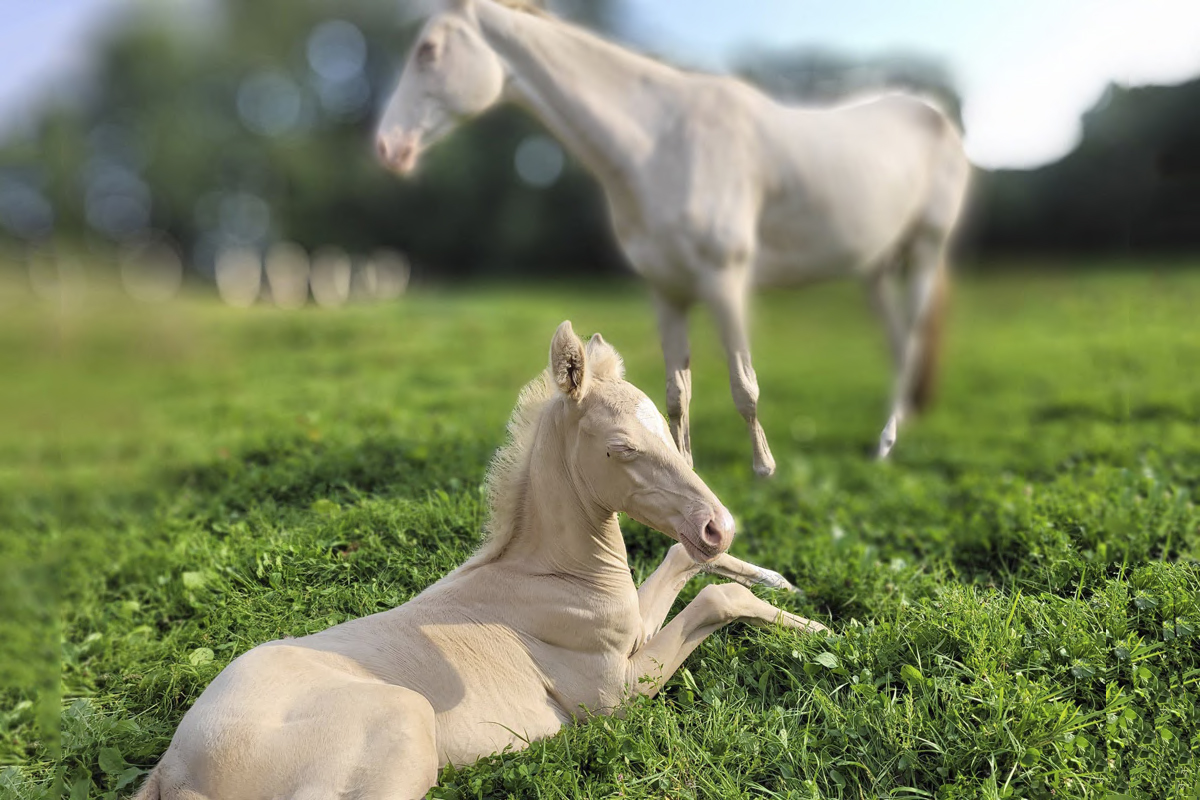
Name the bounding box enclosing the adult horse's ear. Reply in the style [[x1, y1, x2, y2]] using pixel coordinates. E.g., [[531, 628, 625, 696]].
[[550, 320, 589, 401]]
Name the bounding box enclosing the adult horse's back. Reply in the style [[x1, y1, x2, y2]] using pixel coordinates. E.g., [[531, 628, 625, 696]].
[[377, 0, 970, 472]]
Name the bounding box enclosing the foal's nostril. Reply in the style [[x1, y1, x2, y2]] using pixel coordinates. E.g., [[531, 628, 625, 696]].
[[702, 520, 723, 549], [377, 139, 390, 162]]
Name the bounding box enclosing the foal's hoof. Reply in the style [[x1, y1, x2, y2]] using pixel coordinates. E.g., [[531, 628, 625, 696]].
[[778, 611, 830, 634], [754, 568, 798, 593]]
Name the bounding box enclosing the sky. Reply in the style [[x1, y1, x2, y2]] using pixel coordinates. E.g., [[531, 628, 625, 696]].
[[3, 0, 1200, 169]]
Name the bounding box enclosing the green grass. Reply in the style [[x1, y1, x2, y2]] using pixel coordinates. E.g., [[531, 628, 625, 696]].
[[2, 265, 1199, 799]]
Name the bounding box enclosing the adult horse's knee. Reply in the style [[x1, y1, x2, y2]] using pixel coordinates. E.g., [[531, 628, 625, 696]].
[[730, 374, 760, 422], [665, 374, 689, 419]]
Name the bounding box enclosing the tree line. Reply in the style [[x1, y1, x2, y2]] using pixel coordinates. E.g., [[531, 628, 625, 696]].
[[1, 0, 1196, 283]]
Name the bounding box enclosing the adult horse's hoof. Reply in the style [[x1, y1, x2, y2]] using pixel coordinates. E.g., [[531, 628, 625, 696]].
[[876, 415, 899, 460]]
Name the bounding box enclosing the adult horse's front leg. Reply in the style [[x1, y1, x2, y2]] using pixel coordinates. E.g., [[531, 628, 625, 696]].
[[704, 271, 776, 476], [653, 292, 694, 467], [627, 580, 826, 698]]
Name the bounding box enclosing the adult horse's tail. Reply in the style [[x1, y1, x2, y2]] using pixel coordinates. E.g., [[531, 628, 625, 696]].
[[908, 93, 965, 416], [909, 263, 949, 414]]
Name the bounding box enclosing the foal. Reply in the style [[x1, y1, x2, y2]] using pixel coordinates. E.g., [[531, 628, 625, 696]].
[[377, 0, 971, 472], [135, 323, 825, 800]]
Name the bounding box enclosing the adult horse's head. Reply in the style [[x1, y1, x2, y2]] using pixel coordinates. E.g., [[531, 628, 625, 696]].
[[376, 0, 505, 175], [546, 321, 736, 563]]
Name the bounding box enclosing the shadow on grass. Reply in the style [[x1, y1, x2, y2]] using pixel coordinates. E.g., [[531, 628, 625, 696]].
[[170, 435, 500, 512], [1032, 401, 1196, 424]]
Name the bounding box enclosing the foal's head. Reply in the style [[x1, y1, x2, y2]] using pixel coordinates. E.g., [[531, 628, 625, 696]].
[[376, 0, 506, 175], [546, 322, 735, 563]]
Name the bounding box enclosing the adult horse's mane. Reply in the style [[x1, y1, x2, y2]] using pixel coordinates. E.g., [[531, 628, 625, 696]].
[[493, 0, 550, 16]]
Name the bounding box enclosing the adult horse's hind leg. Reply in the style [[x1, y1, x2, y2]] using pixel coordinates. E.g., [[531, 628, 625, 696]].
[[653, 292, 694, 467], [877, 231, 949, 459], [704, 269, 776, 477], [867, 265, 907, 371]]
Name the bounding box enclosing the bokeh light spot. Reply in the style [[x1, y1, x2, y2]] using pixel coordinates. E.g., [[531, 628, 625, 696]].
[[215, 247, 263, 308], [307, 20, 367, 83], [310, 247, 352, 308], [514, 135, 565, 188], [237, 71, 303, 137], [265, 241, 311, 309]]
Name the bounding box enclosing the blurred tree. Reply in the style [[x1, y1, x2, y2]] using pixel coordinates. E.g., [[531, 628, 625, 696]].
[[0, 0, 628, 282], [969, 78, 1200, 254], [739, 49, 964, 130], [3, 0, 1196, 279]]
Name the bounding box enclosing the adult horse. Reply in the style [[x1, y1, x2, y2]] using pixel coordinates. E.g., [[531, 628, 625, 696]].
[[133, 322, 825, 800], [377, 0, 971, 474]]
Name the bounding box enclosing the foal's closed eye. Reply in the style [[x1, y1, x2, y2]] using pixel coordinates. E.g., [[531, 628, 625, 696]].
[[607, 440, 638, 460]]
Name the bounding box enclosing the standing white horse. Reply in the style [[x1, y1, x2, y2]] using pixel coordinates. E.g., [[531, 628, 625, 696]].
[[377, 0, 971, 474], [134, 322, 825, 800]]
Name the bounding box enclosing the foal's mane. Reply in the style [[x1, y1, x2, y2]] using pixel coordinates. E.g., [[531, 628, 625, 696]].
[[470, 338, 624, 565], [472, 369, 556, 564]]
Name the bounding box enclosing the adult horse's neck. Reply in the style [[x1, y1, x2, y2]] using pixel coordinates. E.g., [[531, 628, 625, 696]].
[[476, 2, 677, 192], [496, 403, 630, 588]]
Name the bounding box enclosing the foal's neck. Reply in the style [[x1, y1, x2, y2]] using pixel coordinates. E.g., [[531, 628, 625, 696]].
[[497, 413, 630, 588], [475, 2, 678, 190]]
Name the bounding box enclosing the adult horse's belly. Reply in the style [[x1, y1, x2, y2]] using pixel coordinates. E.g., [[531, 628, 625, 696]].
[[752, 202, 901, 288], [752, 106, 934, 287]]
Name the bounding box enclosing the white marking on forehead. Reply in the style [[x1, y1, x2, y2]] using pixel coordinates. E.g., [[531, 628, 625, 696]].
[[635, 396, 673, 445]]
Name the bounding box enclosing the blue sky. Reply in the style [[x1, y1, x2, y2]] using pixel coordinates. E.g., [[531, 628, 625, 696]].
[[4, 0, 1200, 168]]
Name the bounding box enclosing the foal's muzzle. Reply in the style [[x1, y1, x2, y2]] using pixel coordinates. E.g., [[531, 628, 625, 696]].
[[681, 507, 735, 564]]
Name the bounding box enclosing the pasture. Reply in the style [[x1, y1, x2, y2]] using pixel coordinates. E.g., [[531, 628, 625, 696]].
[[2, 264, 1199, 799]]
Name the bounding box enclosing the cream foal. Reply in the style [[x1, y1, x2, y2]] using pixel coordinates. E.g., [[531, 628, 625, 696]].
[[135, 322, 825, 800], [377, 0, 971, 472]]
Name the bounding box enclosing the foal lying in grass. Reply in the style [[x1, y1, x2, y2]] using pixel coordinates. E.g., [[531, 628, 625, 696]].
[[135, 322, 826, 800]]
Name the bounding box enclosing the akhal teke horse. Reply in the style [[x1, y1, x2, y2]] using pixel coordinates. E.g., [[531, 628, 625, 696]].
[[377, 0, 971, 473], [134, 322, 826, 800]]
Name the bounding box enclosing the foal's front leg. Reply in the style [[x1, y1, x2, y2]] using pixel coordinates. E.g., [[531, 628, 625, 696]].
[[627, 580, 827, 699], [629, 543, 827, 697], [636, 543, 802, 642]]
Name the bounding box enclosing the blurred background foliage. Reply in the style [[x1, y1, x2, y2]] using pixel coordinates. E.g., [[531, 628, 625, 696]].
[[0, 0, 1198, 285]]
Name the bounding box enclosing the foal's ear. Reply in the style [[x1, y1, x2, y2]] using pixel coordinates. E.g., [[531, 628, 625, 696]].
[[550, 320, 589, 401], [445, 0, 475, 13], [586, 332, 625, 381]]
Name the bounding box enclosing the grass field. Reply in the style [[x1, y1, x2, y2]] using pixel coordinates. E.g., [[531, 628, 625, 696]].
[[2, 265, 1200, 799]]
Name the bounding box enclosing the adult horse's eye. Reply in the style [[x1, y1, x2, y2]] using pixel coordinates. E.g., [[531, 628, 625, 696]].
[[416, 41, 438, 65]]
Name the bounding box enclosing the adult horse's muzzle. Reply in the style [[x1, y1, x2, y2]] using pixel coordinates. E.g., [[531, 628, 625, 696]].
[[376, 132, 421, 175]]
